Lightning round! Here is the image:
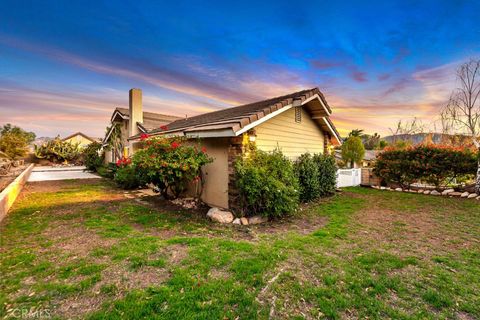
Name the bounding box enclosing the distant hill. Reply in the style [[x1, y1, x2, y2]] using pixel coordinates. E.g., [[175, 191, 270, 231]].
[[381, 133, 472, 145]]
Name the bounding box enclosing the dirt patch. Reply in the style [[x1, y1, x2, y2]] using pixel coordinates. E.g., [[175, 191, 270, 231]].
[[43, 224, 118, 259], [166, 244, 189, 265], [53, 293, 106, 320]]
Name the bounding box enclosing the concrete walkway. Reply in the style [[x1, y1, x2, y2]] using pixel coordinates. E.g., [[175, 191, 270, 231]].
[[28, 166, 101, 182]]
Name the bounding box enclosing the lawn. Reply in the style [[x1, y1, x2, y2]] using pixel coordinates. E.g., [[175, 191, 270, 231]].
[[1, 179, 479, 319]]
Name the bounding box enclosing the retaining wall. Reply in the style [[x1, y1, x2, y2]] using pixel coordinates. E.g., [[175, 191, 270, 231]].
[[0, 164, 34, 223]]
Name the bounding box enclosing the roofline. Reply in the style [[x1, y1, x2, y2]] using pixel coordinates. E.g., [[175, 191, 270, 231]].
[[62, 132, 96, 142]]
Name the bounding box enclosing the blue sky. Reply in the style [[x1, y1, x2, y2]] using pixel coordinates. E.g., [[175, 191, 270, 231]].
[[1, 0, 479, 137]]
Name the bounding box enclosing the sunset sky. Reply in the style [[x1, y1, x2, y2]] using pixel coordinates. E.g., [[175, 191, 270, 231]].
[[1, 0, 479, 138]]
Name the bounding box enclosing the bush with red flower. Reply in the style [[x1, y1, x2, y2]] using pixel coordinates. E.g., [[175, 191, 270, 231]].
[[132, 136, 213, 198], [373, 144, 477, 189]]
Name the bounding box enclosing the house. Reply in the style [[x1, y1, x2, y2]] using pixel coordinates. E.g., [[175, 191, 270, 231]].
[[103, 88, 342, 210], [62, 132, 100, 148]]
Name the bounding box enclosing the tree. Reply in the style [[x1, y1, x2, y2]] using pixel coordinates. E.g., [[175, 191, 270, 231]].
[[341, 136, 365, 168], [364, 133, 381, 150], [105, 123, 123, 160], [348, 129, 364, 137], [388, 118, 425, 144], [441, 59, 480, 193], [0, 124, 36, 159]]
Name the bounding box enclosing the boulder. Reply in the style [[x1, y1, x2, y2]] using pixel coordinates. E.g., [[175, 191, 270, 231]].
[[380, 186, 387, 190], [423, 190, 431, 195], [461, 192, 470, 198], [441, 189, 454, 196], [248, 215, 268, 225], [232, 218, 241, 225], [207, 207, 234, 224], [240, 217, 249, 225], [417, 189, 424, 193], [467, 193, 478, 199], [395, 188, 403, 192], [430, 190, 440, 196], [449, 192, 462, 197], [477, 196, 480, 200]]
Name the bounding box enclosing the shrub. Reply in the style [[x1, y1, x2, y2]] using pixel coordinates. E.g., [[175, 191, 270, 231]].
[[235, 148, 299, 219], [295, 153, 320, 202], [83, 142, 103, 171], [114, 164, 145, 190], [0, 124, 36, 159], [313, 153, 337, 196], [34, 137, 81, 163], [132, 136, 213, 198], [374, 144, 477, 188], [295, 153, 337, 202]]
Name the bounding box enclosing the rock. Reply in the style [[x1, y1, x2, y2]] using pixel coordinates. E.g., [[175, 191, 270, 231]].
[[423, 190, 431, 195], [240, 217, 249, 225], [380, 186, 387, 190], [467, 193, 478, 199], [232, 218, 241, 225], [430, 190, 440, 196], [476, 196, 480, 200], [461, 192, 470, 198], [417, 189, 424, 193], [442, 189, 454, 196], [449, 192, 462, 197], [248, 215, 268, 225], [207, 207, 234, 224], [395, 188, 402, 192]]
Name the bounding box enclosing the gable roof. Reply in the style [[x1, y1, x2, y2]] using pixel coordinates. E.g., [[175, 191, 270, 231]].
[[112, 107, 182, 131], [62, 132, 99, 143], [133, 88, 341, 145]]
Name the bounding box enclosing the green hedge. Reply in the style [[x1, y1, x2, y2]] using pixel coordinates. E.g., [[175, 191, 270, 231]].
[[235, 149, 299, 219], [373, 145, 477, 188], [294, 153, 337, 202]]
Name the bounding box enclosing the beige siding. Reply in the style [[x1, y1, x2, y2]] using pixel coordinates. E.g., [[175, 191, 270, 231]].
[[199, 138, 229, 209], [255, 107, 325, 159], [64, 134, 93, 148]]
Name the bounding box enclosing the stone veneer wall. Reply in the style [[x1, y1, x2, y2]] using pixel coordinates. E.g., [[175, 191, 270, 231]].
[[361, 168, 382, 186]]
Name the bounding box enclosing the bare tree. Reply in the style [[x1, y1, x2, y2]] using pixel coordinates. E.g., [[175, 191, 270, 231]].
[[441, 59, 480, 193]]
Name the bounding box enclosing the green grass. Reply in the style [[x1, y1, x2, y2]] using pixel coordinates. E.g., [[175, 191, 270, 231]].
[[1, 180, 479, 319]]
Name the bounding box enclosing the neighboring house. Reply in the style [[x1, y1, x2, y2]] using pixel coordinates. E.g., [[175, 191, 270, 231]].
[[62, 132, 99, 148], [103, 88, 342, 210], [334, 149, 379, 168]]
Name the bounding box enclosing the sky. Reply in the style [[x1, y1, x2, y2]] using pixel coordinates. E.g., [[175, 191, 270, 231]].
[[1, 0, 479, 138]]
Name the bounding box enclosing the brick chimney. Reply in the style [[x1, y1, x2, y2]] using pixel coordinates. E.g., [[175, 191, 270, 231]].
[[128, 88, 143, 138]]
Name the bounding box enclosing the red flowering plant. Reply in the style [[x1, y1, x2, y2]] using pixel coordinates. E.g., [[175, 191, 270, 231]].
[[132, 136, 213, 199], [374, 144, 477, 189], [116, 156, 131, 167]]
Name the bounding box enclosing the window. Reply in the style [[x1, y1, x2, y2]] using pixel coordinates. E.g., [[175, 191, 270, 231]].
[[295, 106, 301, 123]]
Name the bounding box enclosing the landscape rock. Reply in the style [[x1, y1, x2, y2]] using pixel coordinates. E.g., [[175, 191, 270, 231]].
[[207, 207, 234, 224], [232, 218, 241, 225], [442, 189, 454, 196], [395, 188, 402, 192], [417, 189, 424, 193], [477, 196, 480, 200], [461, 192, 470, 198], [248, 215, 268, 225], [240, 217, 249, 225], [449, 192, 462, 197], [430, 190, 440, 196], [380, 186, 387, 190], [467, 193, 478, 199], [423, 190, 431, 195]]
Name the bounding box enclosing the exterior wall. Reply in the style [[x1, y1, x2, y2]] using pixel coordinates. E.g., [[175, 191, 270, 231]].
[[64, 135, 94, 148], [255, 107, 325, 159], [199, 138, 230, 209]]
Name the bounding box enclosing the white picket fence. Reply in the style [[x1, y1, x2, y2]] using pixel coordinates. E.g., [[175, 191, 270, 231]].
[[336, 168, 361, 188]]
